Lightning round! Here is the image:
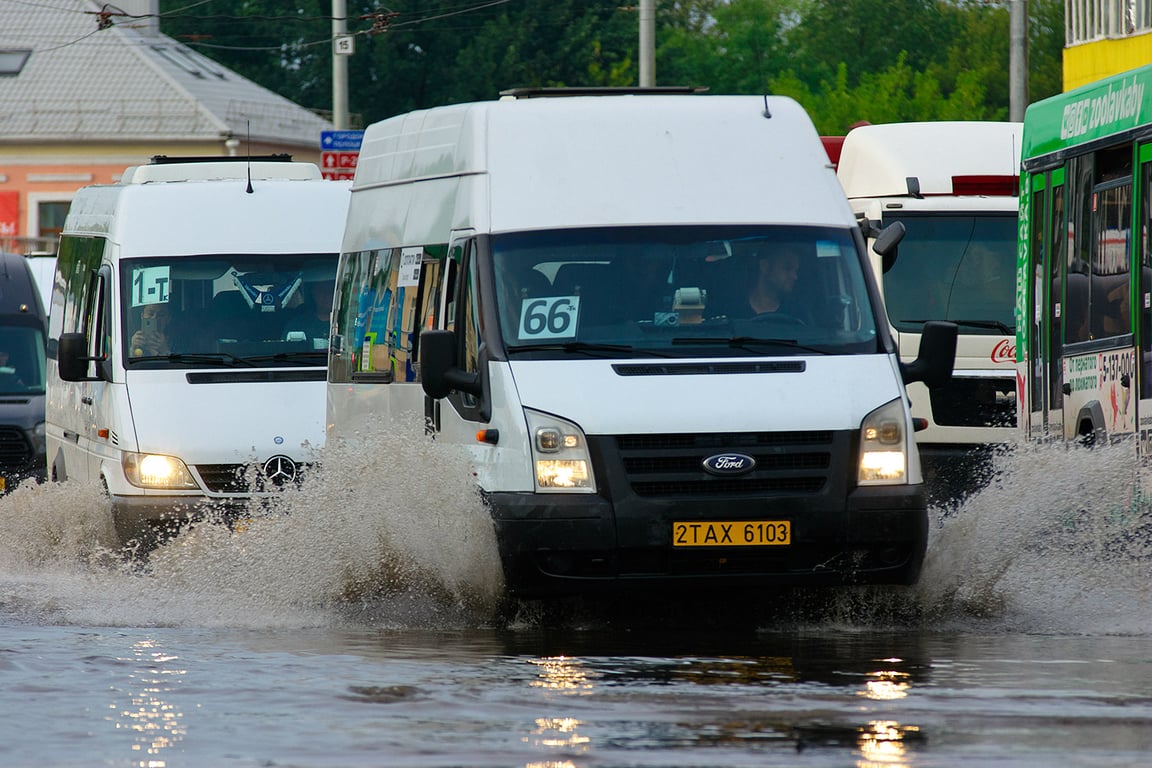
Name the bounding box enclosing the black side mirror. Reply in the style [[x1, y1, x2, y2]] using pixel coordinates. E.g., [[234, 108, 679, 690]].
[[419, 329, 481, 399], [872, 220, 906, 274], [901, 320, 957, 390], [57, 332, 104, 382]]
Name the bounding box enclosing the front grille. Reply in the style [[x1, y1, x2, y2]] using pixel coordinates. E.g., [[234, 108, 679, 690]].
[[0, 426, 32, 466], [928, 377, 1016, 427], [196, 464, 252, 493], [612, 431, 834, 498], [195, 461, 307, 493]]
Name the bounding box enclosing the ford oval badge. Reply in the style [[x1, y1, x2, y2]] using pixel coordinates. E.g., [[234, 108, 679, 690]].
[[702, 453, 756, 475]]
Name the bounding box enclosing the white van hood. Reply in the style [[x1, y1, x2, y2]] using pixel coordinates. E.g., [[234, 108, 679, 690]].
[[124, 370, 325, 463], [506, 355, 902, 434]]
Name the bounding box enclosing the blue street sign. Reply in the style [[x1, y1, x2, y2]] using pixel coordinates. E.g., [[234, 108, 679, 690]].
[[320, 130, 364, 151]]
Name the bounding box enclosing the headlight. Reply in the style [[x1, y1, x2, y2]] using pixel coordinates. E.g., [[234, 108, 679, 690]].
[[122, 452, 199, 490], [858, 398, 909, 485], [32, 421, 46, 455], [525, 408, 596, 493]]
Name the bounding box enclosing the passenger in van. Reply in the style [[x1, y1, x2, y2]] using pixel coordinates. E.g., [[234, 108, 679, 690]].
[[130, 302, 173, 357]]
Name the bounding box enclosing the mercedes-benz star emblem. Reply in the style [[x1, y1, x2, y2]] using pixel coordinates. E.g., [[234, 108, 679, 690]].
[[261, 455, 298, 487]]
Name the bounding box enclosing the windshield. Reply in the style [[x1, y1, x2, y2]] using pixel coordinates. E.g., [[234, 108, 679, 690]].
[[120, 254, 337, 368], [881, 214, 1017, 335], [492, 226, 879, 357], [0, 325, 46, 395]]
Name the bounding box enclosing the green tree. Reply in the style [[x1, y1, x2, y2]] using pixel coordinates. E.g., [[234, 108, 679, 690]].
[[159, 0, 1065, 131]]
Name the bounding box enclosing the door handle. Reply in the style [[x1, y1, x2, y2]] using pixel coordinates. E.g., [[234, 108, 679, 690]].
[[62, 430, 80, 443]]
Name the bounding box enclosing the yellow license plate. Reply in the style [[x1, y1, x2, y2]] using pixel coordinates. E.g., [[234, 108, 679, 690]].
[[673, 520, 790, 547], [0, 476, 5, 492]]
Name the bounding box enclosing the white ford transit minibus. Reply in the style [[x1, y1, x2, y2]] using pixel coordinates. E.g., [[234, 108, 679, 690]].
[[47, 156, 349, 547], [328, 90, 956, 598]]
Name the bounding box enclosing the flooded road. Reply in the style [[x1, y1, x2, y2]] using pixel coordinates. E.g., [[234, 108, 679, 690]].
[[1, 437, 1150, 767]]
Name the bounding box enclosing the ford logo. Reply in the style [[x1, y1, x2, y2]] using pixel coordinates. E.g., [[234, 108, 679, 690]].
[[702, 453, 757, 475]]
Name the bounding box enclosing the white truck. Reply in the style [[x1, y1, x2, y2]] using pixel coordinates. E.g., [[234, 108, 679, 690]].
[[836, 121, 1021, 502], [328, 90, 956, 598], [47, 156, 349, 547]]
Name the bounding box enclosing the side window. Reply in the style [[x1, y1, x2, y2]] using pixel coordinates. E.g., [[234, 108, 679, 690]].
[[331, 244, 449, 384], [1066, 154, 1093, 343], [1091, 179, 1132, 339], [459, 242, 482, 379], [330, 250, 375, 383], [53, 235, 104, 340], [449, 240, 483, 413]]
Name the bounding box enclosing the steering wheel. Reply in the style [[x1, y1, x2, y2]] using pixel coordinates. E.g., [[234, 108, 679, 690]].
[[751, 311, 806, 326]]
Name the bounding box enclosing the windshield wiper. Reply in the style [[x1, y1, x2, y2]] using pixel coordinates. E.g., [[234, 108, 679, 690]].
[[505, 341, 669, 358], [901, 319, 1013, 334], [672, 336, 830, 355], [243, 351, 328, 365], [127, 352, 259, 367]]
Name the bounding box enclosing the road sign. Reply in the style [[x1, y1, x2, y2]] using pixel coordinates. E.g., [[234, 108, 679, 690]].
[[322, 169, 355, 181], [320, 130, 364, 151], [334, 35, 355, 56], [321, 151, 358, 170]]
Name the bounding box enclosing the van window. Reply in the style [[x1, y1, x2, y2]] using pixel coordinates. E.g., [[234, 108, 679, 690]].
[[491, 225, 878, 357], [331, 244, 446, 383], [118, 253, 338, 367], [52, 235, 103, 341], [0, 325, 45, 394]]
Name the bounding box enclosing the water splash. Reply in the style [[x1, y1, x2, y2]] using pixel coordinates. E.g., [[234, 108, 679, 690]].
[[914, 439, 1152, 635], [1, 432, 1149, 633], [0, 416, 504, 629]]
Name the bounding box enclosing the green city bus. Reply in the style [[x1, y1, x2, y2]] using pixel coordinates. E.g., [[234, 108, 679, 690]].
[[1018, 63, 1151, 450]]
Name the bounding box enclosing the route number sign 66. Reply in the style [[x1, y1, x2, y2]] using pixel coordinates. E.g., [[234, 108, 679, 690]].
[[517, 296, 580, 341]]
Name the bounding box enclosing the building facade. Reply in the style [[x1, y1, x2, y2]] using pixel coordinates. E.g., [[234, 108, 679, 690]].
[[1064, 0, 1152, 89], [0, 1, 335, 254]]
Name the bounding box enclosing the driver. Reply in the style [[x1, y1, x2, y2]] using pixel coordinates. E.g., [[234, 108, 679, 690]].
[[744, 244, 801, 316]]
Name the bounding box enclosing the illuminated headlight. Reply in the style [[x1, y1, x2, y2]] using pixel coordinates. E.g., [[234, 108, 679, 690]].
[[31, 421, 46, 455], [858, 398, 908, 485], [123, 452, 199, 490], [525, 408, 596, 492]]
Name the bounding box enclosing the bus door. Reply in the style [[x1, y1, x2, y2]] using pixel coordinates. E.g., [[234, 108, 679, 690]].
[[1137, 142, 1152, 455], [1026, 169, 1065, 439], [1061, 147, 1136, 444]]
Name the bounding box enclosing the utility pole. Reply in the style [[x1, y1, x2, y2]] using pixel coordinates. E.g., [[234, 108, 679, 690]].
[[1009, 0, 1028, 122], [332, 0, 349, 129], [639, 0, 655, 87]]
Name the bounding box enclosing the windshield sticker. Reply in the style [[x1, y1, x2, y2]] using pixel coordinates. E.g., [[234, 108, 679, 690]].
[[518, 296, 580, 341], [816, 241, 840, 259], [398, 248, 422, 287], [130, 266, 171, 307]]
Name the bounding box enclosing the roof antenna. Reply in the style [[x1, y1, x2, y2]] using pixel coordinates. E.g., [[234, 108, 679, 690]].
[[245, 118, 254, 194], [762, 94, 772, 119]]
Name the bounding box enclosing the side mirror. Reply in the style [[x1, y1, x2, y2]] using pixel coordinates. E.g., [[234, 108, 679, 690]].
[[872, 220, 906, 274], [57, 332, 104, 382], [419, 329, 481, 399], [901, 320, 957, 390]]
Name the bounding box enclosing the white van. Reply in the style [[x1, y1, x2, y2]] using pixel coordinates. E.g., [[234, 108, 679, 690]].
[[47, 156, 349, 546], [835, 121, 1021, 501], [328, 91, 956, 598]]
